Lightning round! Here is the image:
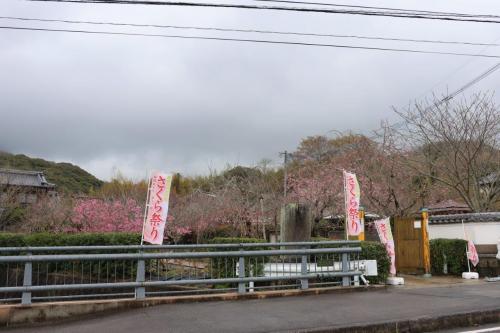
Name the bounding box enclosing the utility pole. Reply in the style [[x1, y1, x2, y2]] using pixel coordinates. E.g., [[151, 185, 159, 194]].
[[279, 151, 290, 197]]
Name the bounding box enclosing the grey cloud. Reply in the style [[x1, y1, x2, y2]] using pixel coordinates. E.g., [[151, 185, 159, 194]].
[[1, 0, 499, 179]]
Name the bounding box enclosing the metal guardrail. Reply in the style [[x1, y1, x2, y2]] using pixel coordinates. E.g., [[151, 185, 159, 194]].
[[0, 241, 362, 305], [0, 240, 360, 253]]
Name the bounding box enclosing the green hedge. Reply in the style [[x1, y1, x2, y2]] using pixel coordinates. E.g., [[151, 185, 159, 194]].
[[0, 233, 143, 285], [360, 242, 390, 284], [0, 234, 391, 284], [430, 238, 468, 276], [0, 232, 141, 248], [311, 238, 390, 284], [208, 237, 269, 279], [209, 237, 267, 246]]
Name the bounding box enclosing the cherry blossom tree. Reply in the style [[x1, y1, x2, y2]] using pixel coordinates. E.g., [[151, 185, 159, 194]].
[[393, 93, 500, 211], [287, 133, 448, 218], [70, 198, 143, 233], [20, 196, 74, 233]]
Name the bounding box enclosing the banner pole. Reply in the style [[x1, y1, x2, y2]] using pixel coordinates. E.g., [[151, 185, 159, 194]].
[[358, 207, 365, 241], [342, 170, 348, 241], [140, 171, 153, 246], [462, 219, 471, 273]]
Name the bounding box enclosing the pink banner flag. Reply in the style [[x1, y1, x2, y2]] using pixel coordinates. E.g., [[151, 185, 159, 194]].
[[467, 240, 479, 267], [142, 172, 172, 245], [343, 170, 361, 236], [374, 218, 396, 276]]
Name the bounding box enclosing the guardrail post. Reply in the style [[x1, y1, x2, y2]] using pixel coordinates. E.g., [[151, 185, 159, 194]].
[[135, 259, 146, 299], [238, 256, 246, 294], [300, 253, 308, 289], [341, 252, 350, 287], [21, 252, 32, 305]]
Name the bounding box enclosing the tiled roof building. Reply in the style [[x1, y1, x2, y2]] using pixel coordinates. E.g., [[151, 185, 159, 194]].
[[0, 169, 57, 205], [0, 169, 56, 189], [427, 199, 471, 215]]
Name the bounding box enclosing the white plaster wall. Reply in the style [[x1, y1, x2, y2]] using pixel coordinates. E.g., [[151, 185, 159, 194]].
[[429, 222, 500, 245]]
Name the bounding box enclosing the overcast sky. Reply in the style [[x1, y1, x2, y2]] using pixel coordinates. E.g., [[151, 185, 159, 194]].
[[1, 0, 499, 180]]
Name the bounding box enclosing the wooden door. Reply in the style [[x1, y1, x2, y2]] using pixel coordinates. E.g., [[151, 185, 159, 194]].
[[394, 217, 423, 274]]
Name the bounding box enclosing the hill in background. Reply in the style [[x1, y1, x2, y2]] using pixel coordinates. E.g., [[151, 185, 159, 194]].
[[0, 152, 103, 194]]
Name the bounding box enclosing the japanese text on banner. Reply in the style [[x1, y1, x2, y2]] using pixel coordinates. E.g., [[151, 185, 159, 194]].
[[343, 171, 361, 236], [374, 218, 396, 276], [143, 172, 172, 245]]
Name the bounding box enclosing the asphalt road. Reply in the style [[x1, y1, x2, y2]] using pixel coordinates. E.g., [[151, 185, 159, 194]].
[[438, 323, 500, 332], [4, 282, 500, 333]]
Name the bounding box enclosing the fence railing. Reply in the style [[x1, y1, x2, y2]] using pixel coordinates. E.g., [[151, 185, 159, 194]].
[[0, 241, 362, 305]]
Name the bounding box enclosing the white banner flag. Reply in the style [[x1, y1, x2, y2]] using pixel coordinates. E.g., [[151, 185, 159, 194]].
[[467, 240, 479, 267], [374, 218, 396, 276], [142, 172, 173, 245], [343, 170, 362, 236]]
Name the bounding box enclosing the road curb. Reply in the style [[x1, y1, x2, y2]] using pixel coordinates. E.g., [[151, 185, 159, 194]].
[[289, 308, 500, 333], [0, 285, 384, 328]]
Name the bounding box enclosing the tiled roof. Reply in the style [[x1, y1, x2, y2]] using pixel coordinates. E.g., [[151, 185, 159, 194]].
[[0, 169, 55, 188], [430, 212, 500, 224], [427, 199, 472, 214], [428, 199, 470, 210]]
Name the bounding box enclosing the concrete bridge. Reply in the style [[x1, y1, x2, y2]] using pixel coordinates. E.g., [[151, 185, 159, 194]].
[[2, 279, 499, 333]]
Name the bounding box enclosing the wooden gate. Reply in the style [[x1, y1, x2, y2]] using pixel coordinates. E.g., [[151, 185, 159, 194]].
[[394, 217, 424, 274]]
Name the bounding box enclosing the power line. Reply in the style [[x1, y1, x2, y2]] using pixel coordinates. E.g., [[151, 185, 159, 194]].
[[382, 62, 500, 132], [413, 36, 500, 101], [2, 16, 499, 47], [26, 0, 500, 20], [251, 0, 500, 19], [441, 62, 500, 101], [321, 62, 500, 152], [24, 0, 500, 24], [2, 25, 500, 58]]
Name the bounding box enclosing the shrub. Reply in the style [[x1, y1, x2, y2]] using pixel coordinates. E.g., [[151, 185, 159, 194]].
[[209, 237, 266, 246], [360, 242, 390, 284], [0, 232, 141, 248], [0, 233, 26, 248], [0, 233, 143, 285], [0, 207, 26, 230], [312, 219, 336, 238], [208, 237, 269, 279], [197, 225, 238, 242], [311, 238, 390, 284], [430, 238, 468, 276]]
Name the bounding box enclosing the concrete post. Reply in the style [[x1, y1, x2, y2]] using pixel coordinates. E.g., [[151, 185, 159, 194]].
[[238, 256, 246, 294], [135, 259, 146, 299], [280, 203, 312, 244], [300, 252, 308, 289], [342, 252, 350, 287], [21, 252, 32, 306]]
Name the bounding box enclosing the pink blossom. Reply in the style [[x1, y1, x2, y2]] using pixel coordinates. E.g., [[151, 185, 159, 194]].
[[70, 198, 143, 233]]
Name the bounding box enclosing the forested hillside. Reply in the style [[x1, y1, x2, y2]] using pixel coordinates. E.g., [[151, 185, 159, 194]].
[[0, 152, 103, 194]]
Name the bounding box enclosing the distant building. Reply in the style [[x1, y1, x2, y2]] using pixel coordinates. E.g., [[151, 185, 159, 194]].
[[427, 199, 471, 216], [0, 169, 57, 205], [429, 212, 500, 277]]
